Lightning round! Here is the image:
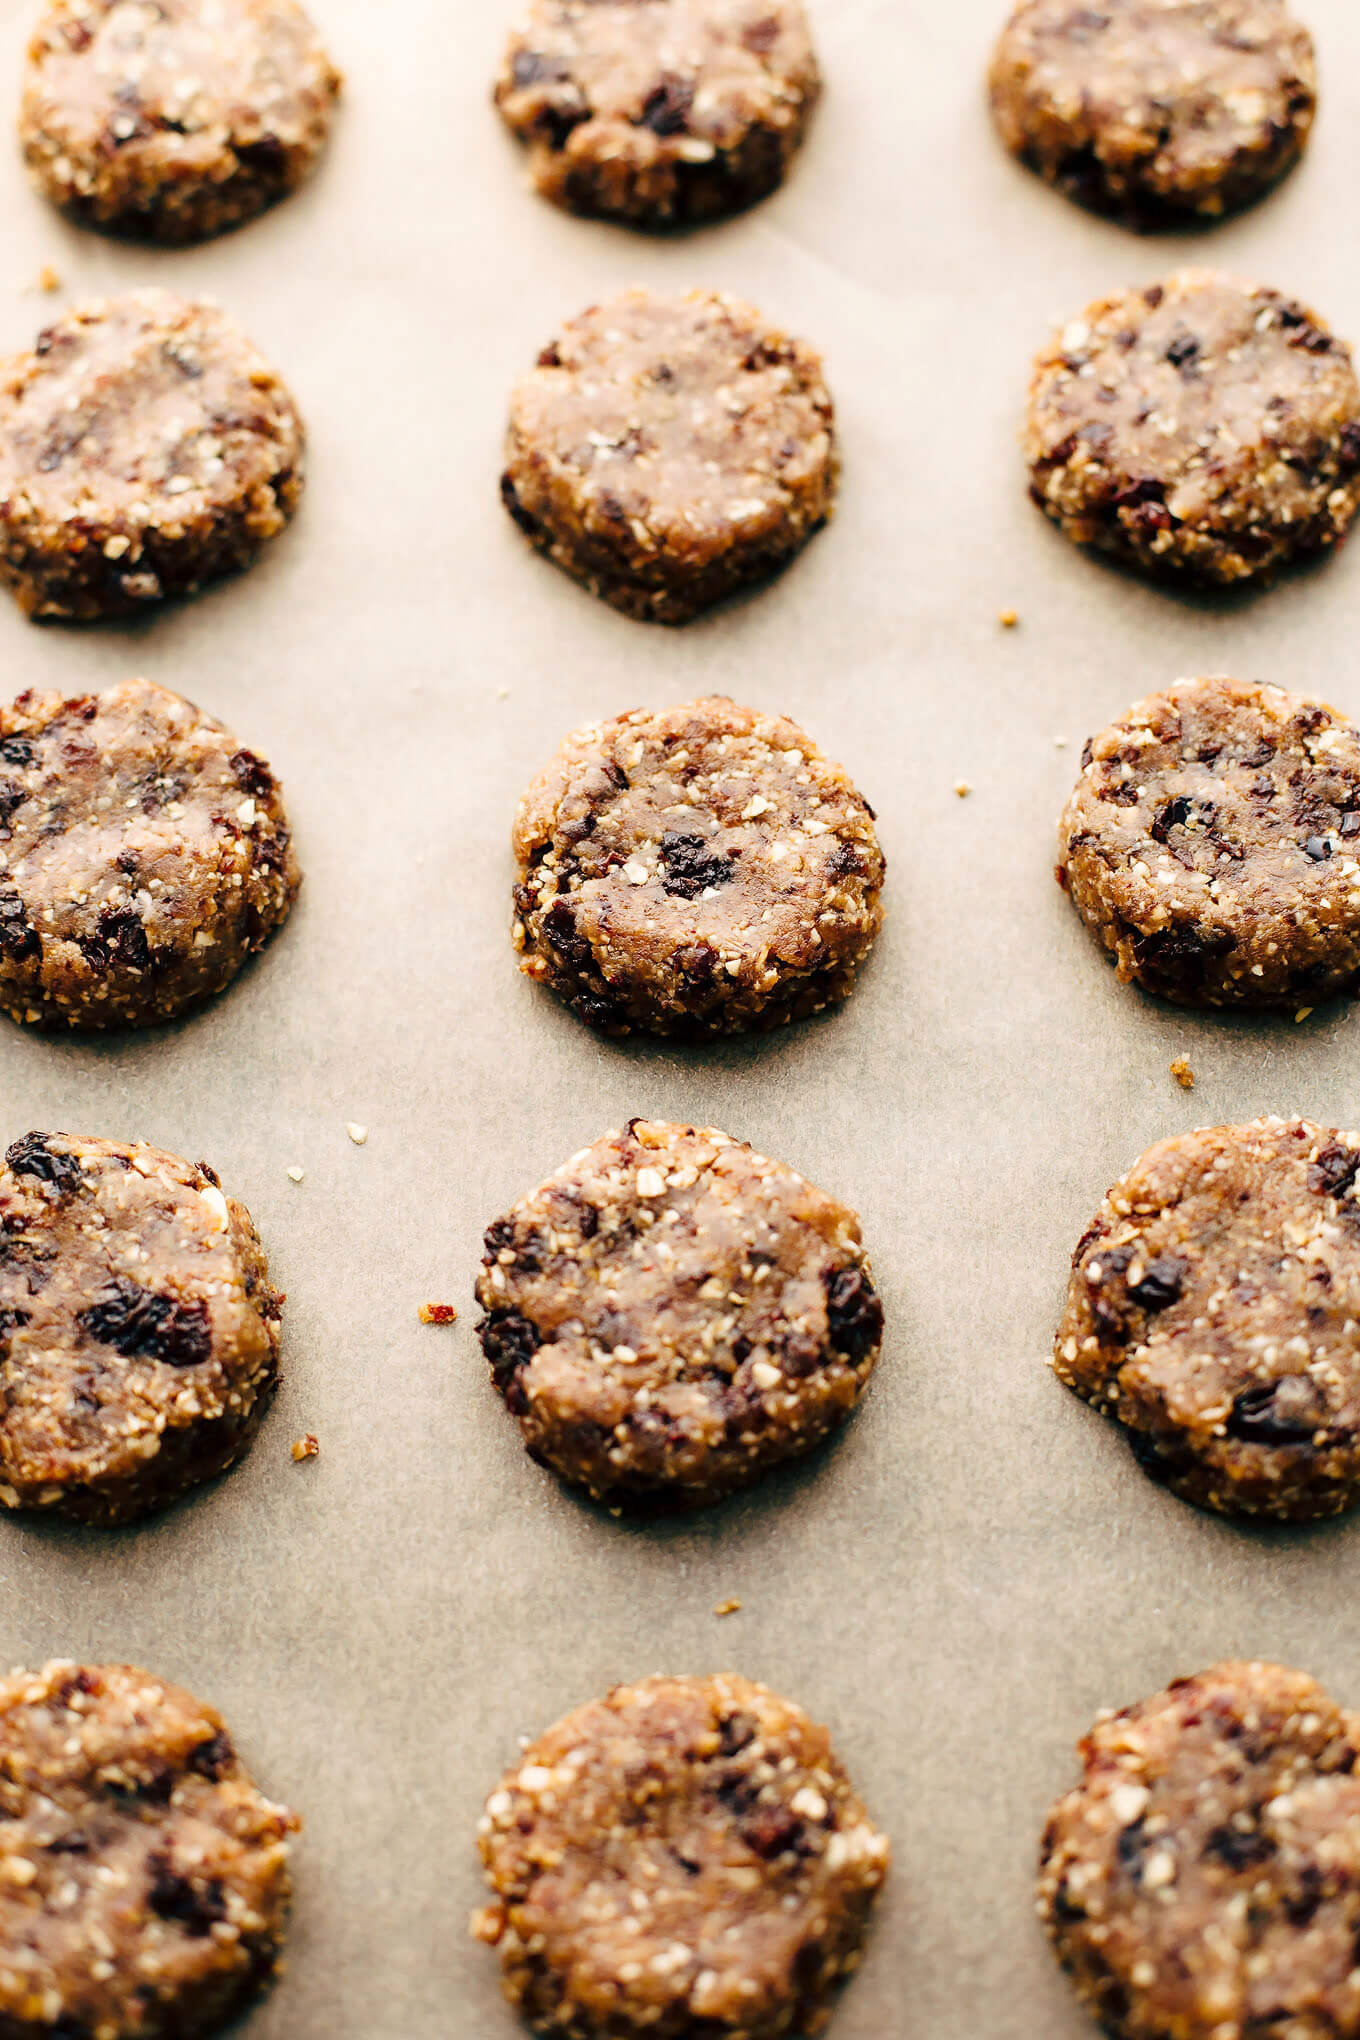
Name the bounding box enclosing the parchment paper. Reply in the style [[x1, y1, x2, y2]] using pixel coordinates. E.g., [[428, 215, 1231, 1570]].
[[1, 0, 1360, 2032]]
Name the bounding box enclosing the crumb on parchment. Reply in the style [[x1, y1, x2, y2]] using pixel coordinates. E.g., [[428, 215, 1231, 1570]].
[[420, 1303, 458, 1325], [1170, 1057, 1195, 1089], [291, 1435, 318, 1462], [714, 1598, 742, 1617]]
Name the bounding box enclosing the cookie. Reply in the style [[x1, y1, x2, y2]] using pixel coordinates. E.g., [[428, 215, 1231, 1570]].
[[1059, 676, 1360, 1009], [474, 1120, 883, 1507], [502, 288, 835, 624], [512, 696, 882, 1037], [494, 0, 818, 228], [0, 289, 304, 621], [474, 1673, 889, 2040], [0, 1131, 282, 1525], [1040, 1661, 1360, 2040], [0, 677, 299, 1031], [990, 0, 1316, 227], [21, 0, 340, 244], [0, 1659, 297, 2039], [1025, 270, 1360, 587], [1054, 1116, 1360, 1520]]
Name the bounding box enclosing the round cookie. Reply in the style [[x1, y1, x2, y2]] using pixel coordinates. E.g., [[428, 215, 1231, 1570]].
[[502, 288, 836, 623], [990, 0, 1316, 227], [1055, 1116, 1360, 1521], [494, 0, 819, 228], [0, 1131, 282, 1525], [0, 677, 299, 1031], [1040, 1661, 1360, 2040], [0, 289, 304, 621], [21, 0, 340, 244], [474, 1120, 884, 1507], [0, 1659, 297, 2039], [512, 696, 883, 1037], [474, 1673, 889, 2040], [1059, 676, 1360, 1009], [1025, 270, 1360, 588]]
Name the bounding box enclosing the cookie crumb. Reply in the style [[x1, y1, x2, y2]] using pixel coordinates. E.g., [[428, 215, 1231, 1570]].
[[419, 1302, 458, 1326], [999, 608, 1019, 627], [1170, 1057, 1195, 1090], [345, 1123, 368, 1146], [953, 781, 972, 798], [713, 1598, 742, 1617], [35, 265, 60, 293], [285, 1166, 304, 1184], [291, 1435, 318, 1462]]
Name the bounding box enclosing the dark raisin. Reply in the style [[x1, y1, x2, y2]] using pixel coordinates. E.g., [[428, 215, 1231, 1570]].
[[0, 1305, 31, 1351], [1206, 1824, 1275, 1871], [1340, 422, 1360, 472], [638, 74, 693, 135], [79, 908, 151, 974], [1151, 796, 1197, 841], [188, 1732, 234, 1781], [544, 897, 592, 971], [1080, 738, 1094, 771], [660, 831, 734, 901], [1127, 1256, 1187, 1311], [0, 886, 38, 964], [741, 1806, 804, 1859], [479, 1310, 541, 1413], [1165, 331, 1200, 370], [235, 134, 287, 176], [719, 1711, 756, 1756], [1310, 1143, 1360, 1197], [5, 1135, 82, 1193], [484, 1218, 516, 1259], [229, 749, 274, 799], [78, 1280, 212, 1368], [500, 472, 539, 535], [0, 736, 34, 768], [46, 1832, 90, 1855], [1116, 1817, 1148, 1878], [823, 1266, 882, 1363], [1303, 835, 1332, 861], [1130, 923, 1237, 996], [1226, 1380, 1318, 1447], [147, 1856, 226, 1936]]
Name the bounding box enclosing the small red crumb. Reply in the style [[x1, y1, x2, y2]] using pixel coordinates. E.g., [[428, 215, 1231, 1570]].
[[419, 1302, 458, 1325], [713, 1598, 742, 1617], [1170, 1057, 1195, 1091], [291, 1435, 319, 1462]]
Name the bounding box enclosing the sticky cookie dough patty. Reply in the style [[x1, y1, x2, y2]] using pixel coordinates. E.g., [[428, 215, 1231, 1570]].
[[1059, 677, 1360, 1009], [513, 697, 882, 1037], [494, 0, 819, 228], [1055, 1116, 1360, 1520], [0, 1659, 297, 2039], [474, 1673, 889, 2040], [21, 0, 341, 244], [502, 289, 836, 623], [1040, 1661, 1360, 2040], [1025, 270, 1360, 587], [0, 1132, 282, 1525], [0, 677, 298, 1030], [0, 289, 304, 621], [474, 1121, 884, 1507], [990, 0, 1316, 226]]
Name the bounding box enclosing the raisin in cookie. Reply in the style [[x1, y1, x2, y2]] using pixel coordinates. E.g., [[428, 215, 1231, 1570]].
[[0, 677, 298, 1030], [502, 288, 835, 623], [0, 289, 304, 621], [1059, 677, 1360, 1009], [513, 697, 882, 1037], [494, 0, 818, 228], [21, 0, 340, 245], [990, 0, 1316, 227], [0, 1132, 282, 1525], [474, 1673, 889, 2039], [1025, 270, 1360, 587], [1040, 1661, 1360, 2040], [475, 1120, 883, 1507], [1055, 1116, 1360, 1520], [0, 1659, 297, 2039]]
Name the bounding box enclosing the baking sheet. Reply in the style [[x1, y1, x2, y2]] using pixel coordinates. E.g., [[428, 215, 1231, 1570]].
[[2, 0, 1360, 2032]]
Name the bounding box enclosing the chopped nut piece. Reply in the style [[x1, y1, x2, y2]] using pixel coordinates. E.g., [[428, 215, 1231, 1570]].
[[291, 1435, 318, 1462], [285, 1166, 304, 1184], [35, 265, 60, 294], [713, 1598, 742, 1617], [345, 1123, 368, 1146], [999, 608, 1019, 627], [1170, 1057, 1195, 1090], [953, 780, 972, 798]]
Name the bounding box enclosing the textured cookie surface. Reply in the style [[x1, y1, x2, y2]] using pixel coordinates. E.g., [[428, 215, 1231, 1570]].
[[0, 1132, 281, 1524], [502, 289, 835, 623], [1059, 677, 1360, 1009], [1040, 1661, 1360, 2040], [495, 0, 818, 226], [990, 0, 1315, 225], [475, 1120, 883, 1506], [22, 0, 340, 243], [1025, 270, 1360, 586], [0, 677, 298, 1030], [0, 290, 303, 621], [1055, 1116, 1360, 1519], [474, 1673, 889, 2039], [513, 696, 882, 1036], [0, 1659, 297, 2039]]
